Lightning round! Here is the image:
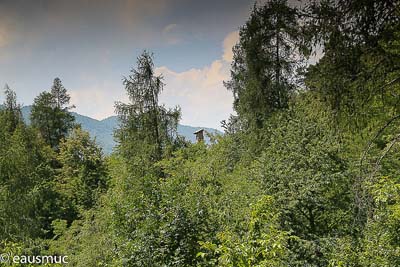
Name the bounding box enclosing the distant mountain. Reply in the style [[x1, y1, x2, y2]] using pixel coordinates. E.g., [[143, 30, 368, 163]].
[[19, 106, 222, 154]]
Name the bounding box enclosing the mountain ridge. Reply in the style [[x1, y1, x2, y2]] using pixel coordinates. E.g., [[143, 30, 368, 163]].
[[19, 106, 221, 154]]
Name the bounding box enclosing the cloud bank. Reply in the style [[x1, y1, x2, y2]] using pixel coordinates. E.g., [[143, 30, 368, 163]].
[[156, 31, 239, 129]]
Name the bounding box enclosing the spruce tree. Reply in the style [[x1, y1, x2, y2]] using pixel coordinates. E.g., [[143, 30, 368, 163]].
[[225, 0, 306, 129]]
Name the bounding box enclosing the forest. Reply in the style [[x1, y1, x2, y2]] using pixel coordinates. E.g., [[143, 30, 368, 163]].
[[0, 0, 399, 266]]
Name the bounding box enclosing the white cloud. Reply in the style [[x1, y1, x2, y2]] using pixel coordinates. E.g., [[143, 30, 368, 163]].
[[69, 82, 127, 121], [222, 30, 239, 62], [155, 30, 239, 129]]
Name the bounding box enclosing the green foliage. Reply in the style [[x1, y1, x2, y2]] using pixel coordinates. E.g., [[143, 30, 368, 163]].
[[0, 106, 55, 241], [259, 110, 351, 234], [253, 104, 353, 265], [359, 176, 400, 266], [56, 127, 108, 216], [199, 196, 289, 267]]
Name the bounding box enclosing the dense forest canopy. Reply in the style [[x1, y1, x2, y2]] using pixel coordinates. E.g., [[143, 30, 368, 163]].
[[0, 0, 399, 266]]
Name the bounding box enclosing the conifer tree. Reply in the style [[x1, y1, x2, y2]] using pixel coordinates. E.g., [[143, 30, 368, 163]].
[[115, 51, 181, 166], [51, 77, 71, 109], [225, 0, 306, 129], [2, 84, 23, 132], [31, 78, 75, 150]]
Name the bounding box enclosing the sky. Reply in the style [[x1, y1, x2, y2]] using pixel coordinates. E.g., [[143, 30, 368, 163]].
[[0, 0, 261, 129]]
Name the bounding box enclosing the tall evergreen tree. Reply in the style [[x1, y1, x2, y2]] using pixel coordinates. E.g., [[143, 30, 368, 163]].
[[31, 78, 75, 150], [225, 0, 306, 129], [2, 84, 23, 132], [51, 77, 72, 109], [115, 51, 181, 167]]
